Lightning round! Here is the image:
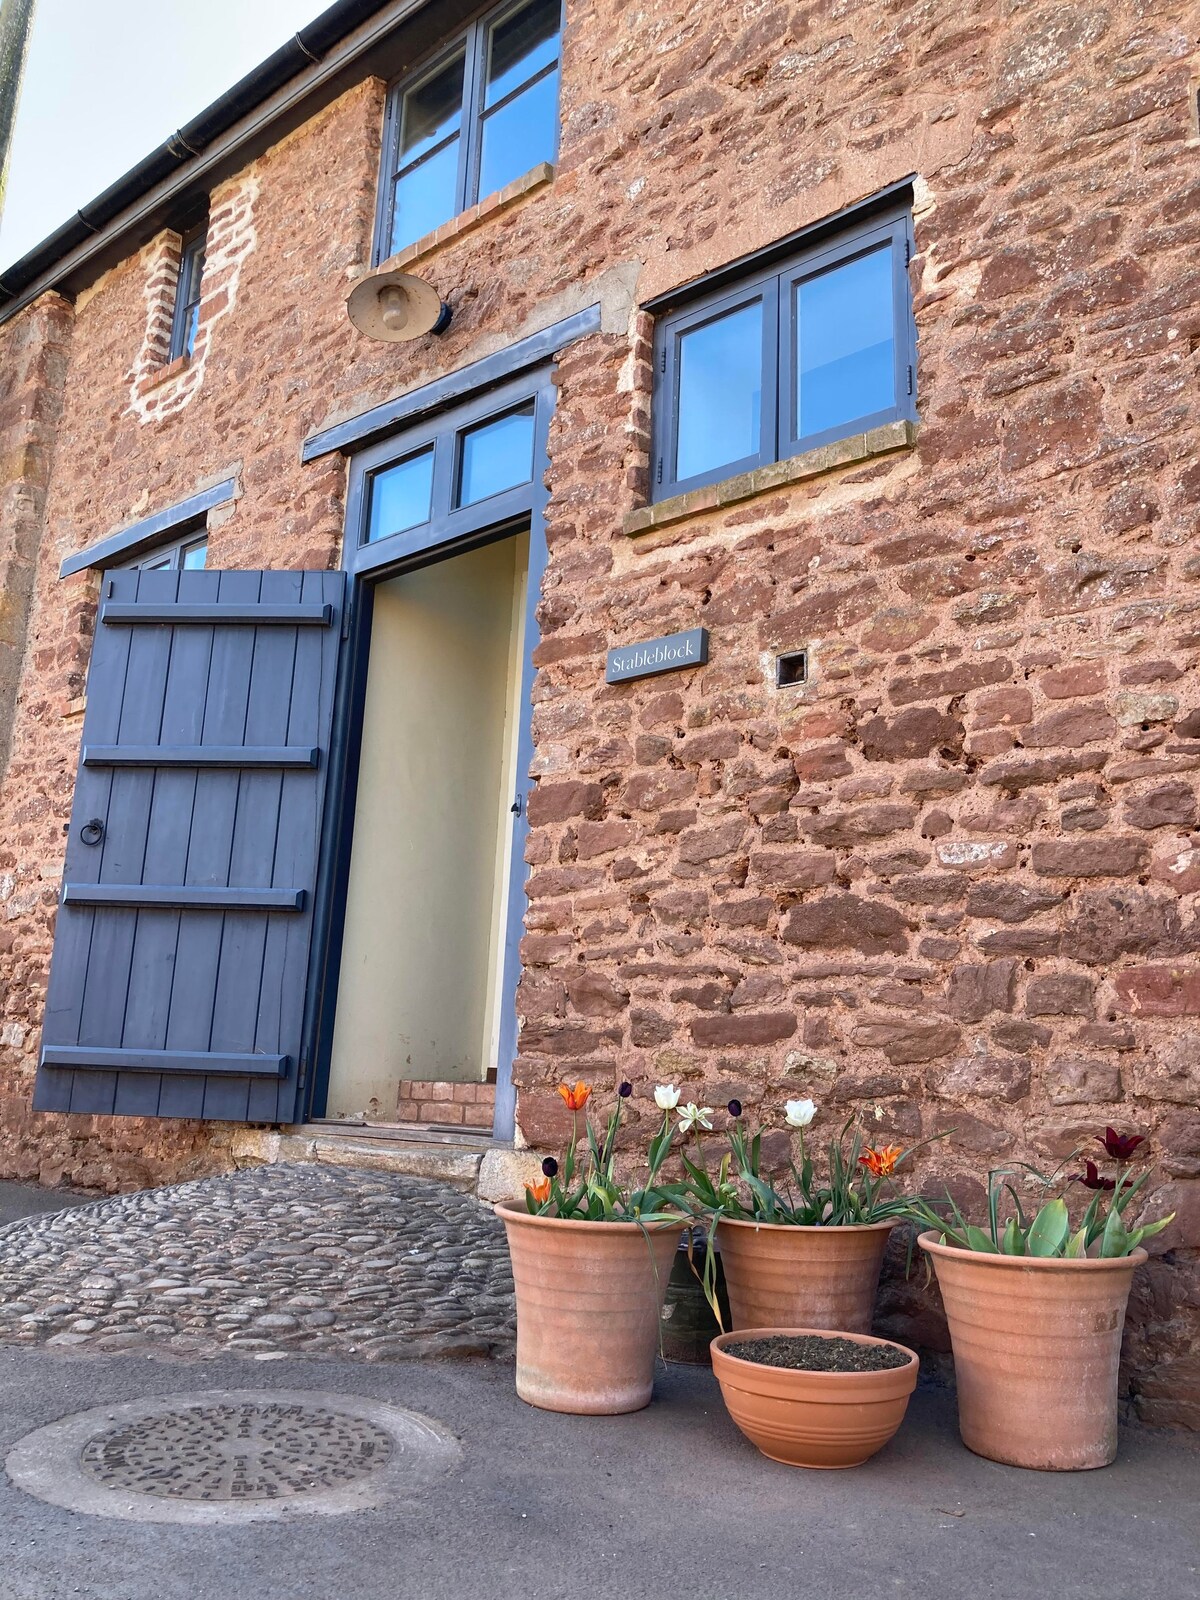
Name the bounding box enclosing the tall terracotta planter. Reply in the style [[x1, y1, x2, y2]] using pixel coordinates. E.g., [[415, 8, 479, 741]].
[[496, 1203, 683, 1414], [919, 1232, 1147, 1470], [717, 1217, 895, 1334]]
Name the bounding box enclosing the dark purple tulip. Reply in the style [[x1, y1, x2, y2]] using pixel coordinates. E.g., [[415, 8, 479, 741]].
[[1099, 1127, 1144, 1162], [1078, 1159, 1115, 1192], [618, 1081, 633, 1098], [541, 1157, 559, 1178], [728, 1099, 742, 1118]]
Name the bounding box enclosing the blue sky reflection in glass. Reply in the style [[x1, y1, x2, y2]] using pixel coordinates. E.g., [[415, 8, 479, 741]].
[[675, 299, 762, 482], [390, 52, 465, 254], [458, 403, 536, 507], [479, 0, 560, 195], [367, 448, 436, 542], [795, 243, 894, 439]]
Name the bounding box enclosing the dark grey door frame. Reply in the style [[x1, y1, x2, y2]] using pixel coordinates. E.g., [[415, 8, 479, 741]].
[[305, 366, 555, 1140]]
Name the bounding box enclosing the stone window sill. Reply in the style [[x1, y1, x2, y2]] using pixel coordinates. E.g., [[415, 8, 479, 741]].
[[136, 352, 191, 397], [623, 419, 919, 537], [370, 162, 555, 278]]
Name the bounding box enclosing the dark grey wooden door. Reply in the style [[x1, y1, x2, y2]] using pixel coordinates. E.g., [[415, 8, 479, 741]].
[[35, 566, 345, 1124]]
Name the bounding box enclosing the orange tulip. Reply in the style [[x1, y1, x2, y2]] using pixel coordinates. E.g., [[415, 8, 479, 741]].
[[526, 1176, 552, 1205], [859, 1144, 903, 1179], [557, 1081, 592, 1112]]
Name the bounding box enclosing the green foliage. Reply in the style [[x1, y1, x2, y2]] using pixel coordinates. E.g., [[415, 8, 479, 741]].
[[524, 1088, 684, 1224], [905, 1153, 1174, 1260]]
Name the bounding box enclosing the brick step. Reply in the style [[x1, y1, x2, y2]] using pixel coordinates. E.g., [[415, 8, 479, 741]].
[[396, 1076, 497, 1131]]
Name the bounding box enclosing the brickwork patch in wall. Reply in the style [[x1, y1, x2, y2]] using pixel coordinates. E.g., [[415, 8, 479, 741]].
[[128, 176, 260, 424]]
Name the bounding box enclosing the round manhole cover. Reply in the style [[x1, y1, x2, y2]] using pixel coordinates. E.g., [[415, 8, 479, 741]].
[[7, 1391, 460, 1524], [80, 1401, 395, 1501]]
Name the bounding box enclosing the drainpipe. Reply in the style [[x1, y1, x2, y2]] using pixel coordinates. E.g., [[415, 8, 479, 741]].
[[0, 0, 36, 224]]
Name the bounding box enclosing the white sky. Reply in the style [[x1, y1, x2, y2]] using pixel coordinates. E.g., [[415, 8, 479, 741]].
[[1, 0, 326, 271]]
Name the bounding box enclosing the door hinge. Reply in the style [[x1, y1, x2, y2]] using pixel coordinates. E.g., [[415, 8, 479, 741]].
[[905, 235, 911, 267], [659, 346, 666, 375], [656, 455, 663, 486], [907, 364, 914, 397], [340, 607, 351, 640], [298, 1046, 309, 1085]]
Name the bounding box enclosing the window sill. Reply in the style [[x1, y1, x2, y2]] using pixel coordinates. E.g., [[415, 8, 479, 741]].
[[623, 418, 919, 537], [136, 352, 191, 397], [371, 162, 554, 277]]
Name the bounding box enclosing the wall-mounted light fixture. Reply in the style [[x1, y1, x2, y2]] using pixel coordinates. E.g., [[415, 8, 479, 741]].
[[346, 269, 452, 342]]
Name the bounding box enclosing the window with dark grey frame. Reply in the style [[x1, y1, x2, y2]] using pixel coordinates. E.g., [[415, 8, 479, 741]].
[[651, 201, 916, 501], [347, 375, 543, 574], [122, 529, 208, 572], [168, 225, 206, 361], [374, 0, 562, 262]]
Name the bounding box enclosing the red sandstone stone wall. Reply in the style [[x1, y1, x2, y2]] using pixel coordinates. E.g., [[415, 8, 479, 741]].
[[0, 294, 72, 779], [0, 1, 1196, 1418]]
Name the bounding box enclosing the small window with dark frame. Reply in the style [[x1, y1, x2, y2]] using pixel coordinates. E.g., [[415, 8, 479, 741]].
[[651, 202, 916, 502], [376, 0, 561, 262], [123, 531, 208, 572], [168, 225, 206, 362]]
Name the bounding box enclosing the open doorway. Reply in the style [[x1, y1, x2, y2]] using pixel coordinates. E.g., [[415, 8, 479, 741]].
[[324, 528, 530, 1131]]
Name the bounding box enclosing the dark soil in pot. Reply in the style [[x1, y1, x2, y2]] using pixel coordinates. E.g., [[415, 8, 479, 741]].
[[725, 1333, 911, 1373]]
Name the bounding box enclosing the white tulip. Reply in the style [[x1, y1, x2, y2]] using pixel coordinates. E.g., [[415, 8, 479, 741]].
[[677, 1102, 714, 1132], [654, 1084, 681, 1111], [785, 1098, 816, 1129]]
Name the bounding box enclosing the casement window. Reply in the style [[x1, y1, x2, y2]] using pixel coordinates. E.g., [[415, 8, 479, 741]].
[[651, 203, 917, 500], [168, 225, 206, 361], [375, 0, 562, 261], [122, 530, 208, 572]]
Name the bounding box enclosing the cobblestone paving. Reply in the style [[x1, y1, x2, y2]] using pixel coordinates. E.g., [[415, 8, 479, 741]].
[[0, 1165, 515, 1362]]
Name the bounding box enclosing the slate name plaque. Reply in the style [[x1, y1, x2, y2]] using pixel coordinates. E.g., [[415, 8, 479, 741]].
[[605, 627, 709, 684]]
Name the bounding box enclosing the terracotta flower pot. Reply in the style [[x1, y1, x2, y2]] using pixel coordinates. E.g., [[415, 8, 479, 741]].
[[496, 1202, 684, 1414], [716, 1216, 895, 1333], [710, 1327, 919, 1469], [919, 1231, 1148, 1471]]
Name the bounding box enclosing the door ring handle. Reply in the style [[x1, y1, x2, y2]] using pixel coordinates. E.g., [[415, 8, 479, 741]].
[[80, 818, 105, 846]]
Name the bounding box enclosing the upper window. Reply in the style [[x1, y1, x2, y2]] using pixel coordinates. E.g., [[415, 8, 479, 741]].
[[375, 0, 561, 261], [651, 204, 916, 501], [123, 530, 208, 572], [169, 225, 206, 361]]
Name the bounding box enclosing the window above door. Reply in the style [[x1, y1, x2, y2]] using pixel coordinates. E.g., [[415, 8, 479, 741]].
[[650, 201, 917, 502], [346, 375, 551, 577], [374, 0, 562, 262], [121, 528, 208, 572]]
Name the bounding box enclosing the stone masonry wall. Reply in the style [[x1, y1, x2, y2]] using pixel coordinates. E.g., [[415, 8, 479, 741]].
[[0, 294, 71, 782], [0, 1, 1196, 1419]]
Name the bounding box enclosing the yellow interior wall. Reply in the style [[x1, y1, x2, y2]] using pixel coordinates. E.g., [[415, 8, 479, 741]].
[[326, 530, 529, 1119]]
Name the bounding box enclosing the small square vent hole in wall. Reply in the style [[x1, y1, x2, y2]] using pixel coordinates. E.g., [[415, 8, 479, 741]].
[[776, 650, 808, 688]]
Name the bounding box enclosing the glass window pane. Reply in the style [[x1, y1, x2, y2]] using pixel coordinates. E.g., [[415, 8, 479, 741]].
[[485, 0, 560, 108], [457, 403, 536, 507], [182, 300, 201, 358], [478, 70, 558, 198], [390, 140, 460, 254], [367, 448, 435, 543], [398, 53, 465, 166], [675, 299, 763, 483], [795, 243, 895, 440], [141, 554, 172, 571], [181, 539, 207, 570]]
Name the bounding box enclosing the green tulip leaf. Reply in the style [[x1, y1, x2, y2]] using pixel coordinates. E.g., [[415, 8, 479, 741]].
[[1000, 1216, 1024, 1255], [964, 1225, 998, 1254], [1099, 1204, 1130, 1258], [1027, 1197, 1070, 1257]]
